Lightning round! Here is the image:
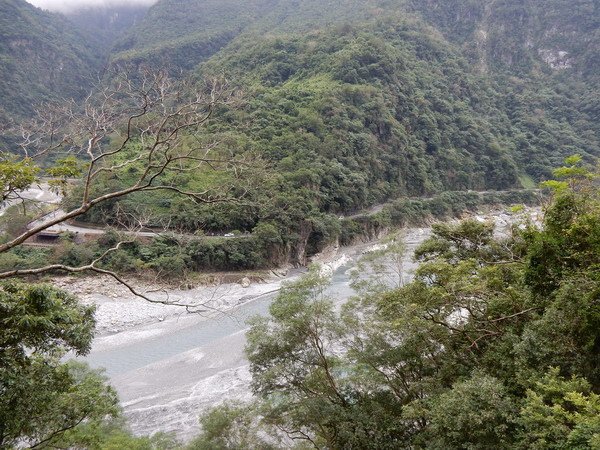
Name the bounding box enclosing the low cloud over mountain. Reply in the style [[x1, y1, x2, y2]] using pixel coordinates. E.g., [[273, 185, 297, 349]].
[[26, 0, 157, 13]]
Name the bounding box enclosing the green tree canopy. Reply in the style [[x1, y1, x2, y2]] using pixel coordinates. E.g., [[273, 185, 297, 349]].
[[0, 282, 120, 448], [193, 157, 600, 449]]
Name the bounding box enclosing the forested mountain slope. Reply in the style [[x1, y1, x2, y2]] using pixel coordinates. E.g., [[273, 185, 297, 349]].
[[113, 0, 599, 78], [408, 0, 600, 176], [112, 0, 599, 178], [200, 20, 521, 202], [0, 0, 103, 125], [2, 0, 598, 267], [45, 0, 594, 268]]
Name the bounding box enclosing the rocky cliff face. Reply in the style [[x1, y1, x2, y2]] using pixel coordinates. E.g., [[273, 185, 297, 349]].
[[409, 0, 599, 77]]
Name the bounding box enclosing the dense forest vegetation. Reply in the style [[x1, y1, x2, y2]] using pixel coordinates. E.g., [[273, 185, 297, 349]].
[[111, 0, 275, 70], [70, 1, 598, 267], [186, 157, 600, 449], [80, 18, 529, 250], [4, 160, 599, 448]]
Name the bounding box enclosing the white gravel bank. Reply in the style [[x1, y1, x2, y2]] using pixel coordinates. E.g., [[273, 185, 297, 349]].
[[53, 275, 294, 335]]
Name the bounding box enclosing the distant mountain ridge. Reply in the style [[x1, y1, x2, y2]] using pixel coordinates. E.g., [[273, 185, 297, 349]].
[[110, 0, 599, 79], [110, 0, 276, 70], [2, 0, 598, 179], [5, 0, 597, 124], [65, 4, 150, 54]]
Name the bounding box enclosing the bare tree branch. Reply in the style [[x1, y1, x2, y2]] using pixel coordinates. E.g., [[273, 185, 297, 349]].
[[1, 67, 256, 309]]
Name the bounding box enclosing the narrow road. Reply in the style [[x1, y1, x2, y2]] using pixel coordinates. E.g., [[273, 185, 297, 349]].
[[28, 209, 161, 238], [25, 187, 538, 239], [28, 209, 251, 239]]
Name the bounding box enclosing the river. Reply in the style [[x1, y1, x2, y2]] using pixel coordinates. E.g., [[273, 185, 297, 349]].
[[84, 227, 430, 439]]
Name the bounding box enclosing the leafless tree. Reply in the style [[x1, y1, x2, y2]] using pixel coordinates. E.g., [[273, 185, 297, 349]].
[[0, 67, 257, 311], [350, 231, 407, 294]]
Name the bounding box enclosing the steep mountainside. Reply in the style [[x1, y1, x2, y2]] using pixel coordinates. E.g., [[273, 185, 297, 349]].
[[110, 0, 599, 176], [0, 0, 103, 125], [112, 0, 599, 76], [81, 19, 529, 255], [65, 4, 150, 54], [409, 0, 599, 77], [110, 0, 425, 68], [407, 0, 600, 177]]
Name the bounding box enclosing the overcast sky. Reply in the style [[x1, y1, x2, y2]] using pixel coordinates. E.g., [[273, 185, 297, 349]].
[[26, 0, 158, 13]]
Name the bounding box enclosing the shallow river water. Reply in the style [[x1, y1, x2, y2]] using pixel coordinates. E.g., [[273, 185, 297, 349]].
[[85, 228, 431, 439]]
